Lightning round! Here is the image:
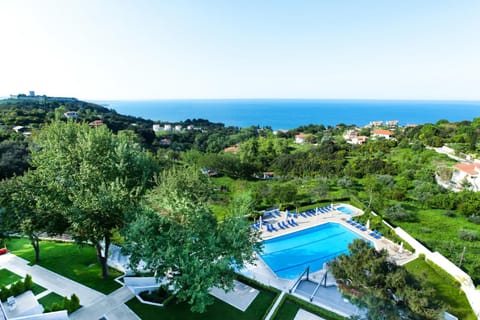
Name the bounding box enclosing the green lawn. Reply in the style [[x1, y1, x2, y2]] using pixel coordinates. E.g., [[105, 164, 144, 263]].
[[405, 258, 476, 320], [126, 289, 277, 320], [31, 283, 47, 295], [0, 269, 22, 286], [5, 238, 122, 294], [38, 292, 65, 308], [272, 295, 347, 320], [394, 207, 480, 283]]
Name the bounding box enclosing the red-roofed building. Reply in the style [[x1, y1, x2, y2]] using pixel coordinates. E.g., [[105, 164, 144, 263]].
[[223, 144, 239, 153], [451, 162, 480, 191], [295, 133, 313, 144], [89, 120, 104, 127], [371, 129, 394, 140]]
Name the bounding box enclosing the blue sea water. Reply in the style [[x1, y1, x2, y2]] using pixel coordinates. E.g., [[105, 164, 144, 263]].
[[92, 99, 480, 129]]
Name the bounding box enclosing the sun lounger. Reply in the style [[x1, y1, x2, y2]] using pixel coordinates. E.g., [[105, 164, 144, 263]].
[[290, 219, 299, 226], [281, 221, 289, 228], [277, 222, 285, 230], [299, 212, 307, 218]]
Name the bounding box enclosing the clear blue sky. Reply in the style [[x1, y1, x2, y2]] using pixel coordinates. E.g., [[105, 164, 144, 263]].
[[0, 0, 479, 100]]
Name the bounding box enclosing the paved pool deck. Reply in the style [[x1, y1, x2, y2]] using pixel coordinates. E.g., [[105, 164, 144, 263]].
[[243, 204, 416, 318]]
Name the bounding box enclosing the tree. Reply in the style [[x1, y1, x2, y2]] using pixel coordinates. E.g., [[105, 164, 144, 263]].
[[271, 183, 298, 210], [329, 239, 443, 319], [0, 175, 69, 262], [124, 167, 260, 312], [29, 121, 157, 277], [0, 141, 30, 179]]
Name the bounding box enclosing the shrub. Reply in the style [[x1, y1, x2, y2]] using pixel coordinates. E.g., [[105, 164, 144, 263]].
[[467, 215, 480, 224], [384, 204, 416, 222], [10, 281, 25, 296], [24, 274, 32, 290], [0, 285, 11, 301], [458, 229, 478, 242], [69, 294, 80, 313], [444, 211, 456, 217]]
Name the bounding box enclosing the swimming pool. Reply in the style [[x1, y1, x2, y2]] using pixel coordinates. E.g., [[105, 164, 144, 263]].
[[336, 206, 356, 214], [258, 223, 364, 279]]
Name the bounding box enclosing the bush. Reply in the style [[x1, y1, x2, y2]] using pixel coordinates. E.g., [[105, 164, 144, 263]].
[[467, 215, 480, 224], [458, 229, 479, 242], [69, 294, 80, 313], [444, 211, 456, 217], [44, 294, 81, 314], [10, 281, 25, 296], [0, 285, 11, 301], [384, 204, 416, 222], [24, 274, 32, 290]]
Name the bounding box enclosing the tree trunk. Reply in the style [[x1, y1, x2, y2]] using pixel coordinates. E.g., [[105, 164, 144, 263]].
[[30, 235, 40, 263], [95, 234, 110, 278]]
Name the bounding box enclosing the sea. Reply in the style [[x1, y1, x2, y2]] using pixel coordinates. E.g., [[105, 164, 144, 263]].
[[91, 99, 480, 129]]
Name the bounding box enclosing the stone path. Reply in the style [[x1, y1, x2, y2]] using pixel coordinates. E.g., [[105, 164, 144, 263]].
[[0, 253, 139, 320], [0, 253, 104, 307], [70, 286, 138, 320]]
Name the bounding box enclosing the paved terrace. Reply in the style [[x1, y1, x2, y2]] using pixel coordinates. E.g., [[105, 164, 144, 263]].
[[259, 204, 415, 265]]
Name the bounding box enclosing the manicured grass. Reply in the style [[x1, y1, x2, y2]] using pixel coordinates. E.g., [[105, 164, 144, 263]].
[[272, 295, 347, 320], [271, 297, 299, 320], [126, 289, 277, 320], [5, 238, 122, 294], [405, 258, 476, 320], [38, 292, 64, 308], [31, 283, 47, 295], [0, 269, 22, 286]]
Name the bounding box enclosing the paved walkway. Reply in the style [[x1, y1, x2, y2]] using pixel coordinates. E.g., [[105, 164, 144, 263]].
[[0, 253, 104, 307], [0, 253, 139, 319], [70, 286, 138, 320]]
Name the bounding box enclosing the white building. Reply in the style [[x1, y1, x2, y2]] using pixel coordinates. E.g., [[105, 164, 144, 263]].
[[152, 124, 162, 132], [174, 124, 182, 131], [371, 129, 394, 140], [164, 124, 172, 131], [386, 120, 399, 127], [64, 111, 79, 119], [295, 133, 311, 144], [451, 163, 480, 191]]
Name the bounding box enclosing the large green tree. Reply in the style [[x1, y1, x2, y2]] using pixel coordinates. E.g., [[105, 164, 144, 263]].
[[29, 121, 157, 277], [0, 175, 69, 262], [329, 239, 443, 319], [124, 167, 260, 312]]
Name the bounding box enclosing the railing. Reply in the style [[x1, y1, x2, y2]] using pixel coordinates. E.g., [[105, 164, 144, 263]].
[[289, 266, 310, 293]]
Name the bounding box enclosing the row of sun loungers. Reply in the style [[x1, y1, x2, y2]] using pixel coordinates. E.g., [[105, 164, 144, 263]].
[[251, 218, 301, 232], [297, 206, 333, 218], [346, 219, 382, 239]]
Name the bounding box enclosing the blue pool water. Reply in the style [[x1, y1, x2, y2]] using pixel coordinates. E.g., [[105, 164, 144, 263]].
[[336, 206, 355, 214], [259, 223, 363, 279]]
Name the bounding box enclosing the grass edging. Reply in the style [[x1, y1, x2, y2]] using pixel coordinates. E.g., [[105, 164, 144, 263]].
[[268, 292, 286, 320], [235, 274, 281, 320], [281, 294, 347, 320]]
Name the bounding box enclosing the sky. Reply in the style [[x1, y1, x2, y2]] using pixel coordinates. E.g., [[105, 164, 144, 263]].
[[0, 0, 479, 100]]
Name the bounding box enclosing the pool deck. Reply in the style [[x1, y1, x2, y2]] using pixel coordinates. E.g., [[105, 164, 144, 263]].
[[259, 204, 416, 266], [242, 203, 416, 318]]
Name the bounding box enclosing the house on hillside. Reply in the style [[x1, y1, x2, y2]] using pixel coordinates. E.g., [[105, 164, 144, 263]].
[[371, 129, 394, 140], [385, 120, 399, 127], [223, 144, 239, 153], [89, 120, 104, 127], [152, 124, 162, 132], [64, 111, 79, 119], [343, 129, 367, 145], [451, 163, 480, 191], [295, 133, 313, 144]]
